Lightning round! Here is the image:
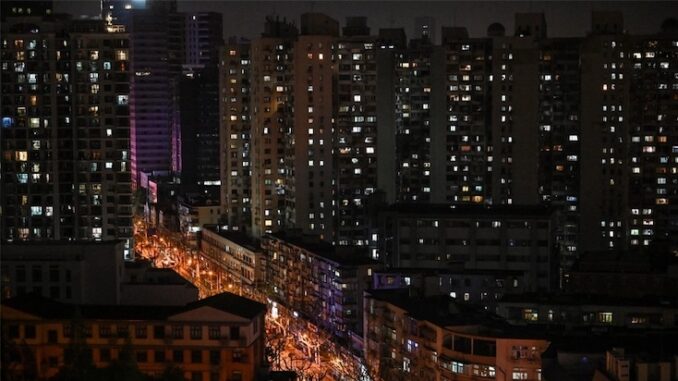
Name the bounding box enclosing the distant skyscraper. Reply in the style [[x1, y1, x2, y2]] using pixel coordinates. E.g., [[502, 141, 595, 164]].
[[1, 15, 133, 257], [184, 12, 223, 69], [127, 0, 184, 186], [415, 16, 437, 44], [101, 0, 147, 27], [178, 69, 220, 193], [177, 12, 223, 196]]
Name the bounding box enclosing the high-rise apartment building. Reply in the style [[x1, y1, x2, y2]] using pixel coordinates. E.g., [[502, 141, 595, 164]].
[[335, 18, 378, 246], [248, 17, 297, 237], [217, 12, 677, 257], [439, 27, 493, 205], [581, 13, 678, 252], [290, 13, 339, 241], [220, 38, 252, 232], [244, 14, 340, 239], [626, 27, 678, 251], [1, 15, 133, 256]]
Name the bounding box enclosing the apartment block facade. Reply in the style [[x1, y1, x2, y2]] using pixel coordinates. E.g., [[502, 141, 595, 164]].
[[373, 204, 558, 291], [1, 15, 133, 255], [363, 289, 550, 381], [2, 292, 267, 381], [263, 232, 379, 342]]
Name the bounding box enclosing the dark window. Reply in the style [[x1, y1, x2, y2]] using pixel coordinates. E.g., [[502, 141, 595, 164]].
[[230, 326, 240, 340], [63, 324, 72, 338], [191, 372, 202, 381], [136, 351, 148, 363], [210, 373, 219, 381], [232, 350, 243, 362], [16, 266, 26, 282], [49, 266, 59, 282], [135, 325, 147, 339], [153, 325, 165, 339], [172, 325, 183, 339], [99, 325, 111, 338], [49, 286, 59, 299], [117, 325, 129, 338], [100, 348, 111, 362], [48, 356, 58, 368], [155, 350, 165, 363], [231, 371, 243, 381], [47, 330, 57, 343], [190, 325, 202, 340], [173, 350, 184, 362], [24, 324, 36, 339], [209, 350, 219, 365], [208, 326, 220, 339], [7, 324, 19, 339], [32, 266, 42, 282], [191, 350, 202, 363]]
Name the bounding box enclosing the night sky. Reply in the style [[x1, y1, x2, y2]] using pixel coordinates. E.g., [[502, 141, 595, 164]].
[[56, 1, 676, 40]]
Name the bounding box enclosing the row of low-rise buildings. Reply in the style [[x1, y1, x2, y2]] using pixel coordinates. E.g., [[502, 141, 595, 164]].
[[2, 292, 267, 381]]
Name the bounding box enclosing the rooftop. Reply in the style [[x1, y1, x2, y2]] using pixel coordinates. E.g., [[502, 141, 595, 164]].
[[202, 225, 260, 252], [268, 232, 378, 267], [374, 267, 525, 277], [499, 293, 678, 308], [3, 292, 266, 321], [2, 240, 123, 260], [366, 289, 544, 339], [382, 203, 555, 218]]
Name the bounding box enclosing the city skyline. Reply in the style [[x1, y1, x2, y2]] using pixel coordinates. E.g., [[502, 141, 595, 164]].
[[2, 1, 678, 381], [57, 1, 676, 40]]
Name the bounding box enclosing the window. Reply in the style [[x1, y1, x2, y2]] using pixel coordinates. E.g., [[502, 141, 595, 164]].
[[136, 351, 148, 363], [191, 350, 202, 363], [173, 350, 184, 362], [135, 325, 147, 339], [230, 326, 240, 339], [25, 325, 36, 339], [155, 350, 166, 363], [100, 348, 111, 362], [29, 266, 42, 282], [190, 325, 202, 340], [172, 325, 183, 339], [598, 312, 613, 323], [512, 368, 529, 380], [153, 325, 165, 339], [47, 330, 57, 343], [99, 325, 112, 338], [208, 326, 220, 339], [210, 350, 220, 365], [523, 309, 538, 321]]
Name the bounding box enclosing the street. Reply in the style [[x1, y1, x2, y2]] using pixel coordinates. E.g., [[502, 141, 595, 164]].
[[134, 219, 370, 381]]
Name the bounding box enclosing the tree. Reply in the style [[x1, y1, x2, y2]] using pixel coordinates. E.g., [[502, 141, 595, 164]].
[[153, 365, 186, 381], [52, 313, 96, 381]]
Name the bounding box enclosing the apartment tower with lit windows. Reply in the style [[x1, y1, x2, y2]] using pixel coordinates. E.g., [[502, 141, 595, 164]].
[[0, 14, 133, 257]]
